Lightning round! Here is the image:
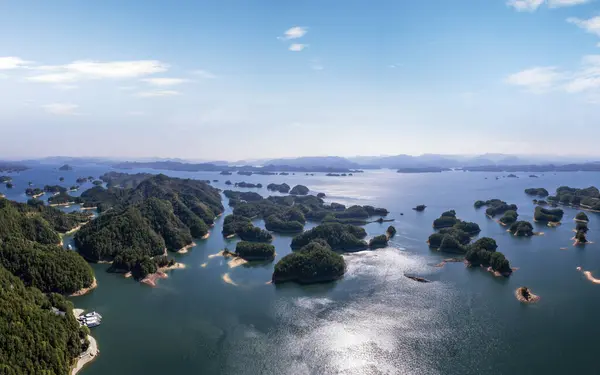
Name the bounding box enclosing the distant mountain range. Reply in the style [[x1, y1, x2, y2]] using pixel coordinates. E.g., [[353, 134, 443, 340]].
[[4, 154, 600, 173]]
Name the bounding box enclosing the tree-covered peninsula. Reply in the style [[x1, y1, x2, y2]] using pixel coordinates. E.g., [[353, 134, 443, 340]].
[[272, 239, 346, 284], [74, 174, 224, 262], [221, 214, 273, 241], [576, 212, 589, 222], [0, 266, 90, 374]]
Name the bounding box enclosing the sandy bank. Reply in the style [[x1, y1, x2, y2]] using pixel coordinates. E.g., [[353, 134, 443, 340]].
[[225, 234, 236, 239], [71, 335, 98, 375], [140, 263, 185, 286], [582, 269, 600, 284], [200, 262, 208, 268], [49, 202, 76, 207], [178, 242, 196, 254], [70, 309, 99, 375], [201, 233, 210, 240], [515, 287, 540, 303], [80, 206, 97, 211], [70, 277, 97, 297], [434, 258, 464, 268], [222, 273, 237, 286], [228, 257, 248, 268], [32, 192, 44, 199]]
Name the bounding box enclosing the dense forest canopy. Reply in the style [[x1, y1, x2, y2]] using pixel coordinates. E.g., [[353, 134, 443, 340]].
[[525, 188, 549, 197], [291, 222, 368, 251], [75, 174, 224, 261], [234, 241, 276, 260], [534, 207, 564, 223], [0, 266, 89, 374], [548, 185, 600, 210], [272, 239, 346, 284]]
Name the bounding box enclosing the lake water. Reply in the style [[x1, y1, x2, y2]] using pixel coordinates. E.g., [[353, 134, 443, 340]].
[[2, 166, 600, 374]]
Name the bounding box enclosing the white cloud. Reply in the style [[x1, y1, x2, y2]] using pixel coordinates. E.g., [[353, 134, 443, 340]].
[[289, 43, 308, 52], [191, 69, 217, 79], [136, 90, 180, 98], [549, 0, 590, 7], [568, 16, 600, 37], [508, 0, 589, 11], [506, 66, 563, 92], [565, 55, 600, 92], [279, 26, 307, 40], [0, 56, 32, 70], [507, 0, 544, 11], [141, 77, 189, 86], [118, 86, 137, 91], [27, 60, 168, 83], [42, 103, 79, 115]]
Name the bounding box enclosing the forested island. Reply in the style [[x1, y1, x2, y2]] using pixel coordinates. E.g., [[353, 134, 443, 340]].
[[112, 160, 355, 173], [221, 214, 273, 241], [474, 199, 518, 217], [267, 183, 290, 193], [534, 206, 564, 224], [291, 222, 368, 251], [509, 221, 534, 237], [290, 184, 309, 195], [25, 187, 44, 197], [59, 164, 73, 171], [427, 210, 511, 275], [525, 188, 549, 197], [0, 162, 28, 173], [75, 174, 224, 263], [272, 239, 346, 284], [234, 241, 276, 261]]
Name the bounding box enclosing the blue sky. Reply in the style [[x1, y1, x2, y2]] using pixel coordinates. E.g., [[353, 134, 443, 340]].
[[1, 0, 600, 160]]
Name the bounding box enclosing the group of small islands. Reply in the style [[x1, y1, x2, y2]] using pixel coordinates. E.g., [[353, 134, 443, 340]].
[[4, 165, 600, 373]]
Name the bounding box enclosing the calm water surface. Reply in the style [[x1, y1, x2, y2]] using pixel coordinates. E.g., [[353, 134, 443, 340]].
[[2, 166, 600, 374]]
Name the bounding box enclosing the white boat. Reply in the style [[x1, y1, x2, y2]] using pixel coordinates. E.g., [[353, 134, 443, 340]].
[[84, 311, 102, 319], [67, 244, 73, 250], [84, 317, 101, 328]]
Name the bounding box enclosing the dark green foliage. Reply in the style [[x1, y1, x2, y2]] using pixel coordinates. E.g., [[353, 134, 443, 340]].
[[267, 183, 291, 193], [369, 234, 388, 249], [474, 200, 486, 208], [484, 200, 518, 217], [499, 210, 518, 225], [439, 227, 472, 245], [465, 239, 511, 274], [413, 204, 426, 211], [222, 215, 252, 237], [387, 225, 397, 237], [132, 256, 158, 279], [0, 199, 60, 244], [76, 174, 224, 260], [549, 186, 600, 209], [100, 171, 153, 189], [25, 187, 43, 196], [224, 190, 263, 203], [75, 206, 166, 261], [59, 177, 65, 182], [272, 240, 345, 284], [576, 212, 589, 222], [48, 192, 80, 205], [58, 164, 73, 171], [439, 234, 463, 253], [576, 221, 589, 233], [363, 205, 389, 216], [575, 230, 588, 244], [442, 210, 456, 217], [6, 182, 13, 188], [534, 206, 564, 222], [70, 185, 79, 191], [453, 221, 481, 234], [238, 224, 273, 242], [509, 221, 534, 237], [433, 215, 459, 229], [470, 237, 498, 251], [0, 236, 94, 294], [291, 222, 367, 251], [0, 266, 87, 374], [92, 180, 103, 186], [265, 208, 306, 233], [44, 185, 67, 194], [317, 192, 326, 198], [290, 184, 310, 195], [525, 188, 549, 197], [235, 241, 275, 260], [139, 198, 193, 251], [428, 233, 445, 248], [0, 176, 11, 183], [335, 205, 370, 219]]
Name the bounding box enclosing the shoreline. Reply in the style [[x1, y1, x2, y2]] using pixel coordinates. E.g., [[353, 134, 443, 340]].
[[63, 222, 89, 236], [70, 309, 99, 375], [80, 206, 97, 211], [141, 262, 186, 287], [70, 277, 97, 297], [515, 287, 540, 303], [178, 241, 197, 254]]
